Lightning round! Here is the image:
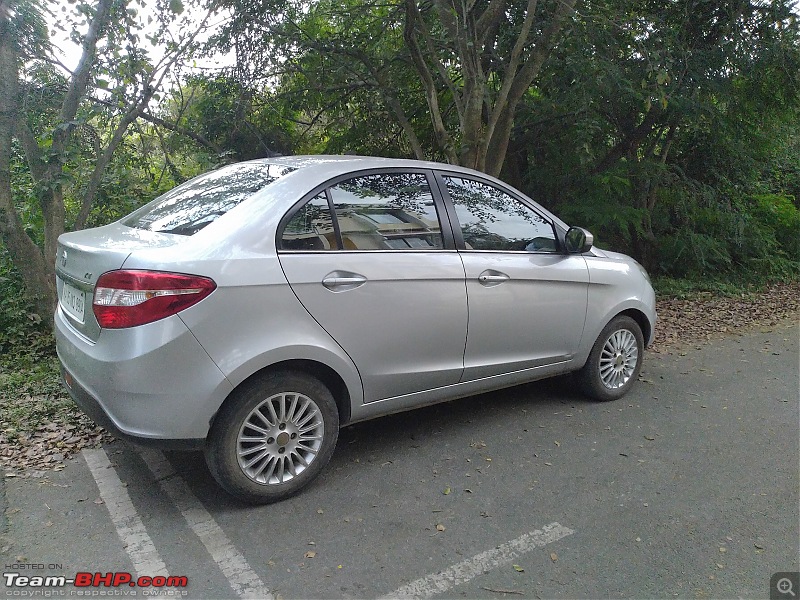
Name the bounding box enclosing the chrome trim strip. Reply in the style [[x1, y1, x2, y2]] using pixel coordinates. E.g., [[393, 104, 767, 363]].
[[55, 267, 94, 292]]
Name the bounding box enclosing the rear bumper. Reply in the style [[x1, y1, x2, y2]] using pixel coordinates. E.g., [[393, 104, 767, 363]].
[[55, 306, 233, 443], [59, 364, 204, 450]]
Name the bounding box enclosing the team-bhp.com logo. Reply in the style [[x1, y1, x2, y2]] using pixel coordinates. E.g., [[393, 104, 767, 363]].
[[4, 572, 188, 590]]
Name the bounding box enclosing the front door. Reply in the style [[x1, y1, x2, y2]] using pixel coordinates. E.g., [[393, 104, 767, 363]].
[[439, 175, 589, 381]]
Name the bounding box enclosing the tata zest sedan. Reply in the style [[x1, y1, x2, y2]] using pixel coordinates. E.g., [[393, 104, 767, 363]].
[[55, 156, 656, 504]]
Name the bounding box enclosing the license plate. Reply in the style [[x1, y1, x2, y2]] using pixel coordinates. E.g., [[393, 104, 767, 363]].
[[61, 281, 86, 323]]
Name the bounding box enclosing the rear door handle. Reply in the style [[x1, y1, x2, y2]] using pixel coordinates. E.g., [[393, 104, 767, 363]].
[[322, 272, 367, 291], [478, 270, 509, 287]]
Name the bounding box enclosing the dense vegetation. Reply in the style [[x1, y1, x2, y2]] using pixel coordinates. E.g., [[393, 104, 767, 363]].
[[1, 0, 799, 365]]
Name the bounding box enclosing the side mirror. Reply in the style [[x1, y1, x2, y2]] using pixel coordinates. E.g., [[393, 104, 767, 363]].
[[565, 226, 594, 253]]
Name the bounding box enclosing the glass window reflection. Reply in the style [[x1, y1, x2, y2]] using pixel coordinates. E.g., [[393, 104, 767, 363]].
[[329, 173, 443, 251], [280, 194, 337, 250], [124, 162, 295, 236], [444, 177, 557, 252]]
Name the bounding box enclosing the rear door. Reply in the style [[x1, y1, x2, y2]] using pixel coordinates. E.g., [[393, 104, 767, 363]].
[[437, 174, 589, 381], [277, 170, 468, 403]]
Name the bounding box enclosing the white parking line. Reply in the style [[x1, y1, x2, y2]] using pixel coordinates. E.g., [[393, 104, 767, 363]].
[[83, 448, 169, 578], [138, 449, 273, 600], [382, 521, 575, 599]]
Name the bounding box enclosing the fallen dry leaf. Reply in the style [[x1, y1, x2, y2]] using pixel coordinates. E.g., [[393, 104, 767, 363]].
[[649, 281, 799, 353], [550, 552, 558, 562]]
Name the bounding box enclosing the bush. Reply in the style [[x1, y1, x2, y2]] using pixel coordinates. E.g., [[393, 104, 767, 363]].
[[647, 183, 799, 281], [0, 249, 54, 370], [749, 194, 800, 260]]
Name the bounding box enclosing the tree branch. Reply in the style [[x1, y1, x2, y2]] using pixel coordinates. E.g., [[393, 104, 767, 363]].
[[476, 0, 507, 43], [74, 88, 156, 230], [57, 0, 113, 138], [484, 0, 538, 151], [404, 0, 457, 162], [484, 0, 577, 175]]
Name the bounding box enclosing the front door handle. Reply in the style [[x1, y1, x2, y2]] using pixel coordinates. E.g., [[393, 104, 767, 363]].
[[478, 270, 509, 287], [322, 272, 367, 292]]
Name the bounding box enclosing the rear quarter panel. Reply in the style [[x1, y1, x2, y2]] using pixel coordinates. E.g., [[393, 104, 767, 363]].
[[120, 250, 365, 412]]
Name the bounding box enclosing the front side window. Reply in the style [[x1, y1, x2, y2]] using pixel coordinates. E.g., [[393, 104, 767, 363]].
[[443, 176, 557, 252], [124, 162, 295, 236], [329, 173, 444, 250]]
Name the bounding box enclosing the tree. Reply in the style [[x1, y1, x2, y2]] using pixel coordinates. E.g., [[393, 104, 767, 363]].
[[403, 0, 578, 175], [0, 0, 217, 318], [511, 0, 800, 271], [216, 0, 579, 176]]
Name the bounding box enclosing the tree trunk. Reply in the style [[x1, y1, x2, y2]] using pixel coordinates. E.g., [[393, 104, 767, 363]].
[[404, 0, 577, 176], [0, 8, 55, 319]]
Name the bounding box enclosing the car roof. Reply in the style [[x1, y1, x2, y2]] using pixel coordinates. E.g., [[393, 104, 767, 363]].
[[222, 155, 570, 233], [241, 155, 492, 178]]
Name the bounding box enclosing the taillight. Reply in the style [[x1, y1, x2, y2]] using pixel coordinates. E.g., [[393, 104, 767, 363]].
[[93, 270, 216, 329]]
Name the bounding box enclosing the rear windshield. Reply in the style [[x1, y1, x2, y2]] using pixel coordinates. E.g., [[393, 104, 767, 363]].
[[122, 162, 295, 235]]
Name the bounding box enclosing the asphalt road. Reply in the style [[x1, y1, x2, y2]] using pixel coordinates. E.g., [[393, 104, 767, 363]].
[[2, 321, 798, 599]]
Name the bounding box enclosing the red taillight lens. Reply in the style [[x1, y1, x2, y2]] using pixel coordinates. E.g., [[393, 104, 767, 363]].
[[93, 270, 216, 329]]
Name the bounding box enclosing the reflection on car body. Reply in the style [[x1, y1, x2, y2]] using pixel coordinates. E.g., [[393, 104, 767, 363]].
[[55, 155, 656, 504]]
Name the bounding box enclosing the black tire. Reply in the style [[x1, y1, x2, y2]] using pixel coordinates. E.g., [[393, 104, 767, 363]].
[[578, 315, 644, 402], [205, 370, 339, 504]]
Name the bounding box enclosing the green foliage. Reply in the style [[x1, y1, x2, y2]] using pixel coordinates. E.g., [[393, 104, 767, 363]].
[[555, 179, 649, 252], [164, 75, 295, 161], [0, 250, 53, 368], [652, 186, 799, 281], [750, 194, 800, 260], [0, 248, 80, 443], [0, 356, 86, 445]]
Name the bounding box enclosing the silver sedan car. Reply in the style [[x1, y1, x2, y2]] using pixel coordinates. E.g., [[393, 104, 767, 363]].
[[55, 156, 656, 504]]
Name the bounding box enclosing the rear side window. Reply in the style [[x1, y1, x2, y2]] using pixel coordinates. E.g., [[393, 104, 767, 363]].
[[123, 162, 295, 236], [280, 194, 337, 250], [280, 172, 445, 251]]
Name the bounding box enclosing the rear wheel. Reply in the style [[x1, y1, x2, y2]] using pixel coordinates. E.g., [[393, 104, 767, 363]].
[[578, 315, 644, 401], [205, 371, 339, 504]]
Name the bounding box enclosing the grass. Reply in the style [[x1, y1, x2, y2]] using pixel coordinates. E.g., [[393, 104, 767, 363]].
[[0, 331, 87, 442]]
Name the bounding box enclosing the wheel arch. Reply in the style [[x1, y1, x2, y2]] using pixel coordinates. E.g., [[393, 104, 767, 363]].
[[210, 359, 353, 434], [617, 308, 652, 348], [576, 301, 655, 368]]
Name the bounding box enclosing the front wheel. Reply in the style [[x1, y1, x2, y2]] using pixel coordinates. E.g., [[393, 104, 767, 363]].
[[578, 315, 644, 401], [205, 371, 339, 504]]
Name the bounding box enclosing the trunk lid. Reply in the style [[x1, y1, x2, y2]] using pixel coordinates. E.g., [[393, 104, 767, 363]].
[[56, 223, 181, 342]]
